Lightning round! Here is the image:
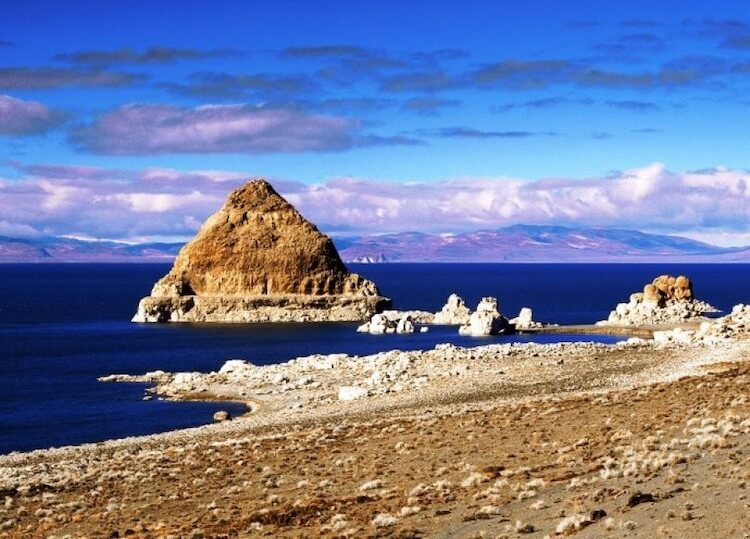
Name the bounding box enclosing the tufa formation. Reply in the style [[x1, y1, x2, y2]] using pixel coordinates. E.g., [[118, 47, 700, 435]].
[[639, 274, 694, 305], [133, 179, 390, 323], [458, 297, 510, 336], [599, 274, 716, 326]]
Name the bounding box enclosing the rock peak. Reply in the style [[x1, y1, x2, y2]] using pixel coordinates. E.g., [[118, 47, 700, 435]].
[[231, 177, 278, 199], [133, 178, 390, 322], [224, 179, 297, 218]]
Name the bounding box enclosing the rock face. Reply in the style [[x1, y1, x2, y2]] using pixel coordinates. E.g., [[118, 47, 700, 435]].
[[434, 294, 471, 325], [599, 274, 716, 326], [133, 179, 390, 322], [459, 297, 510, 336]]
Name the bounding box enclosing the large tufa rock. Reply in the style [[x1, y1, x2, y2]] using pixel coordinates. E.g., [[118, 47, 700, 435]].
[[133, 179, 390, 322], [599, 274, 716, 326], [459, 297, 510, 336], [509, 307, 543, 330], [641, 274, 693, 306], [434, 293, 471, 325]]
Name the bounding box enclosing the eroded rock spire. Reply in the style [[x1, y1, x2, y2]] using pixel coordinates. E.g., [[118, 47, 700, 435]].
[[133, 179, 390, 322]]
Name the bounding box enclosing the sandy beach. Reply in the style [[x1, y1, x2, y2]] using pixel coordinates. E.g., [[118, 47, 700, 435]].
[[1, 311, 749, 538]]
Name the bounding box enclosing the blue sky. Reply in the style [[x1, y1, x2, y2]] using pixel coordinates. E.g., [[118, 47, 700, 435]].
[[1, 1, 749, 244]]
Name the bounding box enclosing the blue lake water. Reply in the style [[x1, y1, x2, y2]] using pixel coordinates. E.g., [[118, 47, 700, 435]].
[[1, 263, 748, 454]]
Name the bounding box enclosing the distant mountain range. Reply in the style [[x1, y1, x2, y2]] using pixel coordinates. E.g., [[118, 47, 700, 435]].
[[0, 236, 182, 263], [337, 225, 750, 263], [1, 225, 749, 263]]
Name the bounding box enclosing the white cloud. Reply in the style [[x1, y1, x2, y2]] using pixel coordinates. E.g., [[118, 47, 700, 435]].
[[0, 162, 748, 245], [111, 191, 214, 213]]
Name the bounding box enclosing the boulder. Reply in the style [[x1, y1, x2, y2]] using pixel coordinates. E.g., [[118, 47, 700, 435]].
[[434, 294, 471, 325], [132, 179, 390, 323], [380, 309, 435, 324], [459, 297, 509, 336], [366, 313, 390, 334], [357, 312, 417, 334], [213, 410, 231, 422], [598, 275, 715, 326], [509, 307, 542, 330], [653, 327, 694, 345], [643, 284, 664, 305], [396, 316, 415, 334], [674, 276, 693, 300], [217, 360, 257, 381]]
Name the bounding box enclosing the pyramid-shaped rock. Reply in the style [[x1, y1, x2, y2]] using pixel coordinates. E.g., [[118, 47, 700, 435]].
[[133, 179, 390, 322]]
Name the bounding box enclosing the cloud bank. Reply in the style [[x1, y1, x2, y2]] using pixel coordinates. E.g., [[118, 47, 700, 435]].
[[0, 67, 141, 89], [1, 163, 748, 245], [0, 95, 67, 135], [55, 46, 240, 65], [70, 103, 414, 155]]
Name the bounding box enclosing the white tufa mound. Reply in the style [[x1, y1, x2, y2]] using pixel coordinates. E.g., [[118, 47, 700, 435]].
[[598, 274, 717, 326], [509, 307, 544, 330], [356, 310, 433, 334], [434, 293, 472, 325], [653, 303, 750, 345], [459, 297, 510, 336]]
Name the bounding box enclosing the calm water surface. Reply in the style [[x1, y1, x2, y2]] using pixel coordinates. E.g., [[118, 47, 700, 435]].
[[1, 263, 747, 454]]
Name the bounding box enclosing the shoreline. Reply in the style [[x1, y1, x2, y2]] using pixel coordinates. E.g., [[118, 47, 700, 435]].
[[1, 311, 748, 537], [0, 322, 718, 458], [0, 323, 643, 460], [3, 321, 744, 460], [3, 337, 747, 463]]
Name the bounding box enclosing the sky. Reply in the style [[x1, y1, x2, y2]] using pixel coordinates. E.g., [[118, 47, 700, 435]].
[[1, 0, 749, 245]]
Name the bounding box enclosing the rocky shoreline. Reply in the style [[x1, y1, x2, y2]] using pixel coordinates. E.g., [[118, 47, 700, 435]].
[[104, 304, 749, 414], [1, 303, 748, 537]]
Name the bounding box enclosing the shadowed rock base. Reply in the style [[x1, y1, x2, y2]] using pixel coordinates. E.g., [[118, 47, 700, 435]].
[[132, 294, 390, 323]]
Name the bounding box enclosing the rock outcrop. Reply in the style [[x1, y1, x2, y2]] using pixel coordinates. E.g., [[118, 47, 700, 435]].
[[133, 179, 390, 322], [653, 303, 750, 345], [434, 294, 471, 325], [459, 297, 510, 336], [509, 307, 543, 330], [356, 310, 432, 334], [598, 274, 716, 326]]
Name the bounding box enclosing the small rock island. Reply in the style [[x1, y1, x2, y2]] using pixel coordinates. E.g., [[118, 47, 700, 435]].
[[132, 179, 390, 322], [599, 274, 716, 326]]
